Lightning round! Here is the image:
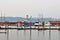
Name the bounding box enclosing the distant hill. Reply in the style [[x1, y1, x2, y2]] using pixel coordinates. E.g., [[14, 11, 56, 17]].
[[0, 17, 52, 22]]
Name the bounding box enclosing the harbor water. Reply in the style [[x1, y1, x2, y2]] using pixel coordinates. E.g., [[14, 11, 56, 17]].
[[0, 26, 60, 40]]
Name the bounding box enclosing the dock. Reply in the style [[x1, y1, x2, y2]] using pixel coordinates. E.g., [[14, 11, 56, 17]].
[[0, 28, 60, 30], [0, 21, 60, 30]]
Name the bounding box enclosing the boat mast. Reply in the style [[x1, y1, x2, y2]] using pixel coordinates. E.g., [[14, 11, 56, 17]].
[[4, 13, 5, 22], [1, 11, 2, 22]]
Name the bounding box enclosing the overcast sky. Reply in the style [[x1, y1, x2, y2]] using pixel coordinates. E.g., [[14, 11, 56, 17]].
[[0, 0, 60, 18]]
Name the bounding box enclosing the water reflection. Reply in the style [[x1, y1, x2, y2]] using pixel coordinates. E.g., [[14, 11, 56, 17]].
[[49, 30, 51, 40], [0, 28, 60, 40], [0, 29, 7, 40], [49, 26, 51, 40], [6, 30, 9, 40], [16, 30, 19, 40], [29, 30, 31, 40], [24, 30, 26, 40], [58, 30, 60, 40]]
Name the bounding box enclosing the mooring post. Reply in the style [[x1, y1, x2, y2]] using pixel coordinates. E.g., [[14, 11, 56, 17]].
[[38, 22, 39, 31], [5, 22, 8, 31], [4, 22, 9, 34], [30, 22, 32, 30], [42, 21, 44, 30], [24, 21, 26, 30]]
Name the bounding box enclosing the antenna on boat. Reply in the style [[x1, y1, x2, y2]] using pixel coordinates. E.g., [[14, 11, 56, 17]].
[[26, 15, 29, 20], [41, 14, 43, 22], [37, 14, 43, 22], [37, 14, 40, 22], [26, 15, 29, 22]]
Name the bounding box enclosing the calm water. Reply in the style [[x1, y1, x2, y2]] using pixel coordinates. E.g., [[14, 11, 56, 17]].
[[0, 26, 60, 40]]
